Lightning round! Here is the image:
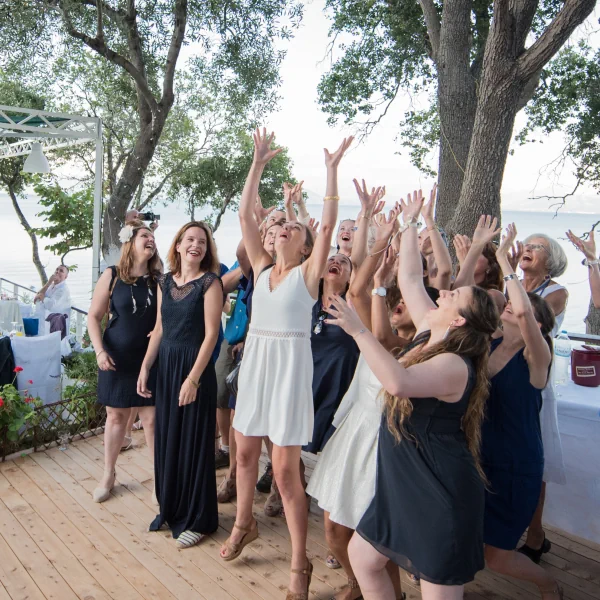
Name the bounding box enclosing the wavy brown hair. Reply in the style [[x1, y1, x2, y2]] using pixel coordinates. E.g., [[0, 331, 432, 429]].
[[117, 220, 162, 285], [479, 242, 504, 291], [383, 286, 500, 480], [167, 221, 220, 276]]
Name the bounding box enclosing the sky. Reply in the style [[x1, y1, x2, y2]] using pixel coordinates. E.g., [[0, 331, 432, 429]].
[[231, 0, 600, 212]]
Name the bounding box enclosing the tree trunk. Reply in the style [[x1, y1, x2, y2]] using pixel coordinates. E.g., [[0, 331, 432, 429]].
[[434, 0, 478, 229], [8, 184, 48, 286], [213, 195, 235, 233], [585, 300, 600, 336]]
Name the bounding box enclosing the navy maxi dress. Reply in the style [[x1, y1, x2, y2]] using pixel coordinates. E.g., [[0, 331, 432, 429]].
[[481, 337, 544, 550], [304, 295, 359, 453], [149, 272, 221, 539], [97, 267, 157, 408], [357, 356, 485, 585]]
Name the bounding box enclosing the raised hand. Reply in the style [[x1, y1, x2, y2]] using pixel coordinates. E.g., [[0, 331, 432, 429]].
[[472, 215, 501, 246], [308, 218, 320, 235], [421, 183, 438, 226], [508, 240, 524, 271], [324, 137, 354, 170], [252, 127, 282, 166], [400, 189, 424, 223], [497, 223, 518, 260], [323, 294, 366, 337], [567, 229, 597, 261], [292, 181, 304, 205], [453, 234, 472, 266], [283, 182, 294, 209], [374, 246, 396, 287], [353, 178, 385, 218], [254, 194, 276, 224], [374, 208, 400, 243]]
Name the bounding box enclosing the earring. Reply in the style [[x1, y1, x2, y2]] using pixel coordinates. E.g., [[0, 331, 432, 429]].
[[443, 323, 454, 340]]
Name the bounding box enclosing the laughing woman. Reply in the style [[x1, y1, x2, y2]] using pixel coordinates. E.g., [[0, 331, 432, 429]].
[[138, 221, 223, 548], [221, 128, 352, 600]]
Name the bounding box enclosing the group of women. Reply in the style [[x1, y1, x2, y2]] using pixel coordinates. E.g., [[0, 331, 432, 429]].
[[87, 127, 600, 600]]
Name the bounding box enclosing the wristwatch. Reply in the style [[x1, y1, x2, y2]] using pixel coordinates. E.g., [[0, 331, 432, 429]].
[[371, 287, 387, 297], [583, 258, 600, 267]]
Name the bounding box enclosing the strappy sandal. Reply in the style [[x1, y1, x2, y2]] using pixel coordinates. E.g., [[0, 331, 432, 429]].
[[264, 484, 283, 517], [220, 521, 258, 561], [286, 559, 313, 600], [540, 584, 563, 599], [518, 534, 551, 564], [330, 577, 361, 600], [176, 530, 204, 549], [217, 477, 236, 503], [121, 435, 133, 451], [326, 552, 341, 569]]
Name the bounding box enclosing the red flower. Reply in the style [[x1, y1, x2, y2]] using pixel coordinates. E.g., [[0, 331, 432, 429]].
[[25, 397, 32, 404], [0, 398, 4, 408], [28, 379, 33, 384], [13, 366, 23, 373]]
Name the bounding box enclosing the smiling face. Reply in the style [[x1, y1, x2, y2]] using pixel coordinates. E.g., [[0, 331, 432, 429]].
[[177, 226, 207, 266], [53, 265, 69, 283], [429, 286, 474, 329], [336, 220, 356, 252], [390, 297, 414, 330], [263, 223, 282, 255], [133, 228, 156, 261], [275, 220, 311, 259], [323, 254, 352, 285], [267, 210, 286, 228], [520, 236, 550, 275]]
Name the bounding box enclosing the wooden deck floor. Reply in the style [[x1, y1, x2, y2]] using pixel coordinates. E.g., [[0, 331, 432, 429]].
[[1, 431, 599, 600]]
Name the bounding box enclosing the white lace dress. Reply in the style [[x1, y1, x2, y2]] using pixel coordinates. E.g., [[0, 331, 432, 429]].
[[233, 266, 316, 447], [307, 355, 383, 529]]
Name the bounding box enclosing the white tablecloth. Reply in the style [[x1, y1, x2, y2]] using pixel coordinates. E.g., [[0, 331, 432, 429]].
[[545, 374, 600, 543], [0, 301, 23, 332]]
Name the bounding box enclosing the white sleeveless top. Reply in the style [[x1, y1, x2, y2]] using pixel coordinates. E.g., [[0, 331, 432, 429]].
[[538, 283, 567, 337]]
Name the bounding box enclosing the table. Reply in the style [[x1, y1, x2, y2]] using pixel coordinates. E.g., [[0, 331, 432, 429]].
[[545, 372, 600, 543], [0, 300, 23, 332]]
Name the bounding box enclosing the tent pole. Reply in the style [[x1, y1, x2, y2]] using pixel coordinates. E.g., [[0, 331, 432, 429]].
[[92, 119, 103, 288]]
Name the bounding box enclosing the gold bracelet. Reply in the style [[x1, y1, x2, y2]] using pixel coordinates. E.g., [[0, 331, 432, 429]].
[[323, 195, 340, 201], [427, 224, 439, 232], [187, 376, 200, 389], [358, 213, 372, 221]]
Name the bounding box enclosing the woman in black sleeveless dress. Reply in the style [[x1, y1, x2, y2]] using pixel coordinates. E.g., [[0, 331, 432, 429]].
[[138, 221, 223, 549], [325, 195, 499, 599], [87, 221, 161, 504]]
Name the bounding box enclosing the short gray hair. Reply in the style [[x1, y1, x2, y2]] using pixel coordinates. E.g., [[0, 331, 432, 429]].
[[524, 233, 568, 278]]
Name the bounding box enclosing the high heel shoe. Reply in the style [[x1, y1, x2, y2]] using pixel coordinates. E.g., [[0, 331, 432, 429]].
[[92, 471, 116, 503], [329, 577, 360, 600], [518, 534, 551, 564], [220, 520, 259, 561], [285, 560, 313, 600]]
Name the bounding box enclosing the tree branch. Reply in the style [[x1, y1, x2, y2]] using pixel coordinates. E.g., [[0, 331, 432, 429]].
[[518, 0, 596, 82], [528, 164, 591, 215], [417, 0, 441, 63], [161, 0, 188, 108], [55, 0, 160, 117]]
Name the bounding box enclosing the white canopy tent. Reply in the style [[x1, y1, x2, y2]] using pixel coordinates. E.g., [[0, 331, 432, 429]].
[[0, 104, 103, 287]]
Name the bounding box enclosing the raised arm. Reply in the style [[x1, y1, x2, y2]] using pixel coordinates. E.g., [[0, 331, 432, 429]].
[[351, 179, 385, 269], [452, 215, 501, 289], [222, 266, 242, 295], [497, 224, 551, 389], [325, 295, 469, 403], [302, 137, 353, 293], [283, 182, 297, 222], [240, 129, 282, 275], [568, 229, 600, 309], [293, 181, 311, 224], [236, 238, 252, 279], [421, 184, 452, 290], [397, 193, 437, 329]]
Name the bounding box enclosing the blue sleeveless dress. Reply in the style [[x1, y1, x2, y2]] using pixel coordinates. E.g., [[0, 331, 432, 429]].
[[481, 337, 544, 550]]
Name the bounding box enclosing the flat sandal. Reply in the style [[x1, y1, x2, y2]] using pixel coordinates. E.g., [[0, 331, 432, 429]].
[[220, 520, 258, 562]]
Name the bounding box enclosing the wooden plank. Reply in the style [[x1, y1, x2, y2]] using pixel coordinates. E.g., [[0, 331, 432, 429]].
[[0, 460, 144, 600], [0, 534, 46, 600], [0, 582, 11, 600], [0, 470, 111, 600], [29, 452, 183, 600]]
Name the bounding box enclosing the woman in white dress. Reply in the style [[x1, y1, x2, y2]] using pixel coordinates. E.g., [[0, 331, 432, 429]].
[[220, 128, 352, 600], [519, 233, 568, 562]]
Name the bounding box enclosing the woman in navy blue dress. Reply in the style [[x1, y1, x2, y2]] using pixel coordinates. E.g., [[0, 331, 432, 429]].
[[484, 224, 563, 600]]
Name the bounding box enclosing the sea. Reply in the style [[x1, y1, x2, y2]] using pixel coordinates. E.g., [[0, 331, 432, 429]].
[[0, 192, 597, 333]]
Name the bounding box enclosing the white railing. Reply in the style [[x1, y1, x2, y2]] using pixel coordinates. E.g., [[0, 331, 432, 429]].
[[0, 277, 88, 344]]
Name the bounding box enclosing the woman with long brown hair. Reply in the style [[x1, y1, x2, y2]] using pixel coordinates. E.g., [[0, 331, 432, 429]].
[[89, 220, 161, 503], [137, 221, 223, 548], [325, 192, 499, 599]]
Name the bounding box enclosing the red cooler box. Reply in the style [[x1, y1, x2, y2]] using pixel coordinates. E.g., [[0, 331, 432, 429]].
[[571, 346, 600, 387]]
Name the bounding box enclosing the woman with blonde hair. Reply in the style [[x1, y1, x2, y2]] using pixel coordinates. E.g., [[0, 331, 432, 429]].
[[220, 128, 352, 600], [138, 221, 223, 548], [89, 220, 161, 503]]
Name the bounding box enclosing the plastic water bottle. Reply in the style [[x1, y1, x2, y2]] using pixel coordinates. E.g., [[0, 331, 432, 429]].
[[554, 331, 571, 386]]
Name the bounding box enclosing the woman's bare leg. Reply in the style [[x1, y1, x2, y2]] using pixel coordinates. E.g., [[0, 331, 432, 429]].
[[525, 483, 547, 549], [137, 406, 155, 462], [99, 407, 130, 488], [325, 513, 363, 599], [348, 532, 395, 599], [420, 580, 463, 600]]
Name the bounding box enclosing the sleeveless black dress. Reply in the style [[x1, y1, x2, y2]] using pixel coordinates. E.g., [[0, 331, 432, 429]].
[[97, 267, 157, 408], [481, 338, 544, 550], [304, 295, 359, 453], [149, 272, 221, 538], [357, 356, 485, 586]]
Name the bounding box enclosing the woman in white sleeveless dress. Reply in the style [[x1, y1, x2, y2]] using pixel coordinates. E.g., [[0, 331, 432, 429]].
[[519, 233, 568, 561], [220, 128, 353, 600]]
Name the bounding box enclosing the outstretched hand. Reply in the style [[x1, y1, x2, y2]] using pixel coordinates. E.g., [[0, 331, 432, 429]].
[[254, 194, 276, 224], [253, 128, 283, 166], [323, 294, 366, 338], [283, 182, 294, 208], [353, 178, 385, 217], [374, 208, 400, 244], [421, 183, 437, 225], [508, 241, 524, 271], [374, 246, 396, 287], [453, 234, 471, 266], [324, 137, 354, 170], [400, 189, 424, 223], [472, 215, 501, 246], [308, 218, 320, 235], [497, 223, 518, 260], [567, 229, 597, 261]]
